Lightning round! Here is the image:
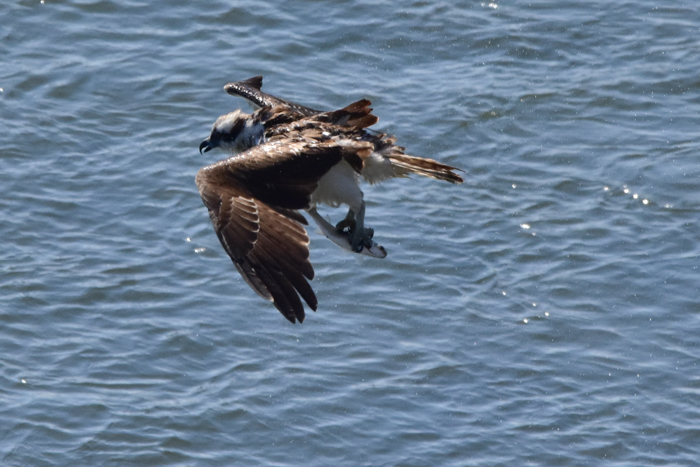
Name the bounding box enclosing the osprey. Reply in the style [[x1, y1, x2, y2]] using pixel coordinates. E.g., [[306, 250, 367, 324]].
[[197, 76, 463, 323]]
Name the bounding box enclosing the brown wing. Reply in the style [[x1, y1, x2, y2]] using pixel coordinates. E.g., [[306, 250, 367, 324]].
[[224, 76, 321, 117], [265, 99, 378, 139], [195, 139, 362, 323], [315, 99, 378, 128], [197, 182, 316, 323]]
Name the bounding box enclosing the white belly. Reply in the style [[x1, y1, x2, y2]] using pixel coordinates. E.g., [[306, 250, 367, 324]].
[[310, 160, 363, 212]]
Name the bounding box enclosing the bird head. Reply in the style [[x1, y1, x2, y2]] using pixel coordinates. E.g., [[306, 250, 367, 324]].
[[199, 109, 253, 154]]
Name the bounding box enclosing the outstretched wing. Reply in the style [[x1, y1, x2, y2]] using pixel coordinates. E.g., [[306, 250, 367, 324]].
[[224, 76, 321, 117], [197, 182, 316, 323], [195, 138, 365, 322]]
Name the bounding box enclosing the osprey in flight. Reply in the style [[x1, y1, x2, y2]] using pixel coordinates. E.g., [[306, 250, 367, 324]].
[[196, 76, 463, 323]]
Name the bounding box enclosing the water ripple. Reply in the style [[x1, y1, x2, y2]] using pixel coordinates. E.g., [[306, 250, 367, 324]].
[[2, 0, 700, 465]]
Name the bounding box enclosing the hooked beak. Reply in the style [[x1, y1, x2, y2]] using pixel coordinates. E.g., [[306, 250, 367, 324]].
[[199, 138, 212, 154]]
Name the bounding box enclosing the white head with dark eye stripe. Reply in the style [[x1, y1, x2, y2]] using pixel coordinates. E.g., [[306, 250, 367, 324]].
[[199, 109, 264, 154]]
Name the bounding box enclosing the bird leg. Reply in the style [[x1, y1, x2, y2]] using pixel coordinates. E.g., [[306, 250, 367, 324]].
[[335, 208, 356, 233], [345, 202, 374, 253]]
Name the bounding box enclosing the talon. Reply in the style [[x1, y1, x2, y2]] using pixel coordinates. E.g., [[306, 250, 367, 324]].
[[335, 218, 355, 233], [349, 227, 375, 252], [336, 208, 356, 233], [344, 201, 375, 254]]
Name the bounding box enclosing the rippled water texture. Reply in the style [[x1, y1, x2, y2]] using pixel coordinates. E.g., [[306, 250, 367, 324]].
[[2, 1, 699, 465]]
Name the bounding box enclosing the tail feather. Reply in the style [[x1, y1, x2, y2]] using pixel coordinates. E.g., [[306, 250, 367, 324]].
[[385, 153, 464, 184]]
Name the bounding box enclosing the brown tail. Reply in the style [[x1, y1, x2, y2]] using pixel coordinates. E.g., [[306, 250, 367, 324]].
[[386, 153, 464, 184]]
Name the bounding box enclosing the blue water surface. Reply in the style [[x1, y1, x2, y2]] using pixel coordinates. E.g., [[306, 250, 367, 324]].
[[1, 1, 699, 465]]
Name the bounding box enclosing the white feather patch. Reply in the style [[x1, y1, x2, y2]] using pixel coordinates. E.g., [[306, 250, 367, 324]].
[[311, 160, 363, 211], [361, 152, 399, 184]]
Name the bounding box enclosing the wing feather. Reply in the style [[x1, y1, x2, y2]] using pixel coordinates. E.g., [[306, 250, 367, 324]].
[[224, 76, 320, 116], [195, 139, 363, 322]]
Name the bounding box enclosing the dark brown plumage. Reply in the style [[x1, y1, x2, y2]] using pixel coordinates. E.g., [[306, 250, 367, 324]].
[[196, 138, 373, 323]]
